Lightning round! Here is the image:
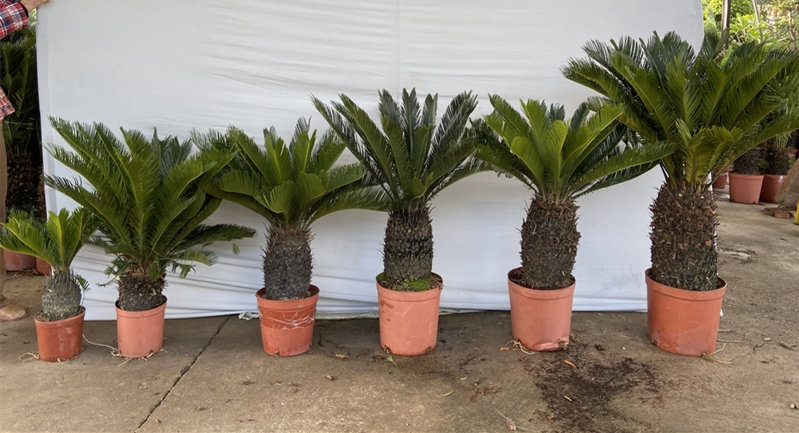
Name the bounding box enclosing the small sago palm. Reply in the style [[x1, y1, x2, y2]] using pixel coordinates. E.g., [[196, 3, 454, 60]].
[[45, 119, 256, 311], [0, 208, 99, 321], [475, 96, 671, 290], [563, 31, 799, 291], [194, 118, 379, 300], [313, 89, 486, 290]]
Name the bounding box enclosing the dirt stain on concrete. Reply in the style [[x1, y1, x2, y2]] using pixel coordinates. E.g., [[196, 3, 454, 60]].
[[529, 344, 660, 433]]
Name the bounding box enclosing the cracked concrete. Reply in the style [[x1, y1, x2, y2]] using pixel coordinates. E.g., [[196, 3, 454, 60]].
[[0, 194, 797, 432]]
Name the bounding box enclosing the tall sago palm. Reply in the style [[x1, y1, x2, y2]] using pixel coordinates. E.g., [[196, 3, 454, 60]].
[[45, 119, 256, 311], [313, 89, 486, 290], [563, 31, 799, 291], [0, 208, 99, 320], [194, 118, 381, 300], [474, 96, 672, 289]]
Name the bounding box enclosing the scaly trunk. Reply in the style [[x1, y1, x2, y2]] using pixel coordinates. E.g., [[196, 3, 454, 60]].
[[263, 225, 313, 300], [383, 206, 433, 284], [117, 269, 166, 311], [520, 196, 580, 290], [40, 270, 83, 321], [650, 182, 719, 292]]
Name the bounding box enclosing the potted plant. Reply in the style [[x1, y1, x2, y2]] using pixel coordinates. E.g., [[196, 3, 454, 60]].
[[729, 147, 764, 203], [45, 119, 256, 358], [0, 208, 99, 361], [563, 31, 799, 356], [193, 119, 378, 356], [761, 138, 792, 203], [314, 89, 485, 356], [473, 97, 670, 351], [1, 27, 42, 272]]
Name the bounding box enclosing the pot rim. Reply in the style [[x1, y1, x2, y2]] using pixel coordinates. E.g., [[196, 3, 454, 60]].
[[115, 296, 168, 318], [506, 267, 575, 292], [728, 172, 764, 179], [34, 306, 86, 327], [645, 268, 726, 301]]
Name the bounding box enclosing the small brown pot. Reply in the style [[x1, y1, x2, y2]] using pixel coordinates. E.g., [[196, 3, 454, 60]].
[[728, 173, 764, 204], [712, 171, 728, 190], [35, 258, 52, 276], [35, 308, 85, 362], [760, 174, 786, 203], [116, 297, 167, 358], [256, 286, 319, 357], [2, 250, 36, 271], [646, 269, 726, 357], [507, 268, 575, 351], [377, 274, 442, 356]]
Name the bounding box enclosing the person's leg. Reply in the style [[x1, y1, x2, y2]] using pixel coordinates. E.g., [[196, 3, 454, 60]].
[[0, 118, 8, 303]]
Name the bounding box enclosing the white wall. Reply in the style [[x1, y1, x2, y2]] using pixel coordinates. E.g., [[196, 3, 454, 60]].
[[36, 0, 703, 319]]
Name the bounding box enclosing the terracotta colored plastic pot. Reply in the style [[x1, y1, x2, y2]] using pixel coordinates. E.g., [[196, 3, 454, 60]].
[[507, 268, 575, 351], [377, 274, 442, 356], [712, 171, 728, 190], [646, 269, 726, 357], [256, 286, 319, 357], [2, 250, 36, 271], [35, 308, 85, 362], [116, 297, 167, 358], [728, 173, 764, 204], [760, 174, 786, 203], [35, 258, 52, 276]]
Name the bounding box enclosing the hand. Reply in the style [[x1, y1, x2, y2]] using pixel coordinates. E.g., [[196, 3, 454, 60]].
[[19, 0, 50, 13]]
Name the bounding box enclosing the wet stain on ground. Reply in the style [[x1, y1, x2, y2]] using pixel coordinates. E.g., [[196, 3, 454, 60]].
[[529, 343, 660, 433]]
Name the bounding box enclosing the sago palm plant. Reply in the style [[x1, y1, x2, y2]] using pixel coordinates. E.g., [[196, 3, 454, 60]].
[[0, 208, 99, 321], [194, 118, 380, 300], [45, 119, 256, 311], [474, 96, 671, 290], [563, 31, 799, 291], [313, 89, 486, 290]]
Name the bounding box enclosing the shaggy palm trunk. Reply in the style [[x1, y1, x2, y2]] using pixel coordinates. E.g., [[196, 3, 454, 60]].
[[520, 196, 580, 290], [263, 225, 312, 300], [40, 270, 82, 321], [383, 206, 433, 284], [6, 151, 41, 213], [650, 182, 718, 292], [117, 269, 166, 311]]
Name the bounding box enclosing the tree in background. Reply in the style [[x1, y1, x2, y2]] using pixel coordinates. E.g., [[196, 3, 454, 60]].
[[704, 0, 798, 49]]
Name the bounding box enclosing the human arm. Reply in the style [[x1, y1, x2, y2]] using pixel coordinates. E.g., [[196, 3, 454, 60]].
[[0, 1, 27, 39]]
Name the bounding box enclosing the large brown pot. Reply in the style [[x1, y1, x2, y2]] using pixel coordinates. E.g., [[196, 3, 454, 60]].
[[728, 173, 764, 204], [2, 250, 36, 271], [712, 170, 728, 190], [377, 274, 442, 356], [116, 297, 167, 358], [760, 174, 786, 203], [35, 307, 85, 362], [256, 286, 319, 357], [646, 269, 726, 357], [507, 268, 575, 351], [35, 258, 52, 276]]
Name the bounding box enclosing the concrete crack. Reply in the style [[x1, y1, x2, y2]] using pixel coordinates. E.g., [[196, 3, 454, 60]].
[[135, 315, 231, 432]]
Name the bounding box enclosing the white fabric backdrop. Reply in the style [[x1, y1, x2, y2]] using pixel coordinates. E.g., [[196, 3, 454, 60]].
[[36, 0, 703, 320]]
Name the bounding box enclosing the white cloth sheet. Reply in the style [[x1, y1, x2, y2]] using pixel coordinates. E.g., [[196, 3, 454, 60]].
[[35, 0, 703, 320]]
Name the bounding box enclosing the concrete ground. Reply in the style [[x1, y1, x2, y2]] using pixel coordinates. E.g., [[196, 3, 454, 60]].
[[1, 194, 798, 433]]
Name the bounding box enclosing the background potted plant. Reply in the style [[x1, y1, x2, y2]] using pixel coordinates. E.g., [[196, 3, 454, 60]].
[[1, 27, 43, 272], [760, 138, 792, 203], [474, 96, 670, 351], [0, 207, 99, 361], [729, 147, 764, 204], [45, 119, 255, 358], [563, 31, 799, 356], [194, 119, 378, 357], [314, 89, 485, 356]]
